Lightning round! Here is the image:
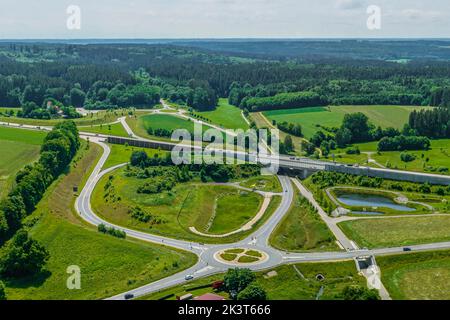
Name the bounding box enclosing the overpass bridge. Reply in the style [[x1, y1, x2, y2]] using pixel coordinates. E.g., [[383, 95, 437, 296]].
[[105, 136, 450, 186]]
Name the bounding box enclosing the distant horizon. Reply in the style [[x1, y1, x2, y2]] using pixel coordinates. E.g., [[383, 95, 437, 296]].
[[1, 37, 450, 42]]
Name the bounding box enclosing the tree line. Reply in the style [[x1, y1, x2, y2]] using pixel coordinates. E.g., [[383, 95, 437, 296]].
[[3, 44, 450, 115], [0, 121, 80, 282], [409, 107, 450, 139]]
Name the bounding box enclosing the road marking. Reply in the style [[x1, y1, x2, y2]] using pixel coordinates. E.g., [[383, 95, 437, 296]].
[[195, 266, 214, 274]]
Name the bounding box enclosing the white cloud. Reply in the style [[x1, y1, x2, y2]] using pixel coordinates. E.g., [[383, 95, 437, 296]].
[[0, 0, 449, 38]]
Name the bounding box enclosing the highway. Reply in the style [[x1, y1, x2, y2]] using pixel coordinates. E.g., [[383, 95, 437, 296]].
[[3, 115, 450, 300], [74, 138, 450, 300]]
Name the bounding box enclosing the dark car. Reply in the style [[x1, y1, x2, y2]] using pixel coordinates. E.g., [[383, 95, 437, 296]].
[[124, 293, 134, 300], [403, 247, 412, 252]]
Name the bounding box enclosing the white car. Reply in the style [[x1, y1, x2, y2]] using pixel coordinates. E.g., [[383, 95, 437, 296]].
[[185, 275, 194, 281]]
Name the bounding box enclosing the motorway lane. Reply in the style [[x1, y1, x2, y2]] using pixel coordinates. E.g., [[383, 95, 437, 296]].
[[6, 118, 450, 300], [75, 138, 297, 299]]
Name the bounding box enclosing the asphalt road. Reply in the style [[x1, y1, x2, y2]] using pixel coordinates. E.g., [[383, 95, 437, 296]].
[[75, 138, 450, 300], [3, 119, 450, 300]]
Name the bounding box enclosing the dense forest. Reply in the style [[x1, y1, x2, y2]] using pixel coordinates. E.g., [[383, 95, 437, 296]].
[[2, 42, 450, 116]]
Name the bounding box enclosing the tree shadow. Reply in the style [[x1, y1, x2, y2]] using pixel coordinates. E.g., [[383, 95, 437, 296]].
[[3, 269, 52, 289]]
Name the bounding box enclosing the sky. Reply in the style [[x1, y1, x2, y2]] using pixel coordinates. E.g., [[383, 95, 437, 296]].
[[1, 0, 449, 39]]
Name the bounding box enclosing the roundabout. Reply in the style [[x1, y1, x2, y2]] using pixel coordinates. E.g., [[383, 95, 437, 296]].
[[71, 134, 450, 301]]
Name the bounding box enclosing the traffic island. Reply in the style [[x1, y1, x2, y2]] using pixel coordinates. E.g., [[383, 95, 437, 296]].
[[214, 248, 268, 266]]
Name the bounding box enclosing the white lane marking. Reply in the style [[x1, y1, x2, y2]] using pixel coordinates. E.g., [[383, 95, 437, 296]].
[[195, 266, 214, 275]]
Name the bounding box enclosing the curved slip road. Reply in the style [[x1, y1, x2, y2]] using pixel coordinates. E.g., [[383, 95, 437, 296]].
[[74, 138, 450, 300], [4, 119, 450, 300]]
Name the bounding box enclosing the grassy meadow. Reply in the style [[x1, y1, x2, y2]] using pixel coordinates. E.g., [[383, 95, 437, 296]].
[[0, 126, 46, 198], [91, 166, 281, 243], [3, 141, 197, 300], [263, 105, 427, 139]]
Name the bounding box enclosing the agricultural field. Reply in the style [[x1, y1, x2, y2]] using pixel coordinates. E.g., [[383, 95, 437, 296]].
[[270, 189, 339, 252], [3, 141, 197, 300], [193, 98, 249, 130], [249, 112, 306, 156], [141, 260, 365, 300], [78, 122, 130, 138], [0, 126, 46, 198], [263, 105, 427, 139], [338, 216, 450, 249], [377, 250, 450, 300], [91, 166, 281, 243]]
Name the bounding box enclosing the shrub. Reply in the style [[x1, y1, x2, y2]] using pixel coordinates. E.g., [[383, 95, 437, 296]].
[[0, 281, 6, 300], [0, 230, 50, 278], [341, 285, 380, 300], [237, 282, 267, 301], [400, 152, 416, 163], [346, 147, 361, 155], [98, 224, 126, 239]]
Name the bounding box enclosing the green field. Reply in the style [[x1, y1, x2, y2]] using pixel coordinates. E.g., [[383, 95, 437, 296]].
[[209, 191, 262, 234], [0, 126, 46, 198], [126, 113, 210, 142], [338, 216, 450, 249], [330, 139, 450, 175], [270, 188, 339, 252], [142, 260, 365, 300], [193, 98, 249, 130], [91, 167, 278, 243], [3, 141, 197, 300], [249, 112, 306, 156], [263, 105, 427, 139], [79, 122, 130, 138], [372, 139, 450, 174], [377, 250, 450, 300], [102, 144, 167, 170]]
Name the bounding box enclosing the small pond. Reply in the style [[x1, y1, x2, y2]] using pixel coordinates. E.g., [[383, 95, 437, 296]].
[[337, 193, 416, 212]]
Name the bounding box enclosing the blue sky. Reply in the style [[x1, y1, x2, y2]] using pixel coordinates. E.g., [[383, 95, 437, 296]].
[[1, 0, 449, 39]]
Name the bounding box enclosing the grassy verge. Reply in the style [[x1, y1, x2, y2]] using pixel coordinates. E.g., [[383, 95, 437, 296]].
[[141, 260, 365, 300], [377, 250, 450, 300], [249, 112, 305, 156], [79, 122, 130, 138], [2, 140, 197, 299], [270, 188, 339, 252], [338, 216, 450, 249]]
